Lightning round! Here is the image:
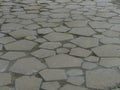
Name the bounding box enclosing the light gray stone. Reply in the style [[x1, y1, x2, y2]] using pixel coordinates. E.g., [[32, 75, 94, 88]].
[[0, 87, 11, 90], [100, 58, 120, 67], [54, 26, 70, 32], [50, 13, 69, 19], [0, 73, 11, 86], [56, 48, 69, 54], [31, 49, 56, 58], [82, 62, 97, 69], [71, 37, 99, 48], [103, 31, 120, 37], [0, 44, 3, 50], [67, 76, 84, 86], [70, 48, 92, 57], [65, 20, 88, 27], [69, 27, 95, 36], [39, 69, 67, 81], [84, 56, 99, 62], [9, 57, 46, 75], [37, 28, 53, 34], [4, 40, 37, 51], [45, 54, 83, 68], [111, 24, 120, 32], [1, 52, 26, 60], [41, 81, 60, 90], [25, 24, 40, 30], [92, 45, 120, 57], [0, 60, 9, 72], [86, 69, 120, 89], [0, 37, 16, 44], [15, 76, 42, 90], [66, 69, 83, 76], [63, 43, 76, 48], [39, 42, 62, 49], [44, 32, 74, 41]]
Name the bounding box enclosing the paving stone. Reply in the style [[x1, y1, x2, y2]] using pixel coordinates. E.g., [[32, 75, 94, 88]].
[[17, 14, 38, 19], [9, 29, 37, 39], [56, 48, 69, 54], [0, 37, 16, 44], [39, 69, 67, 81], [100, 37, 120, 44], [54, 26, 70, 32], [35, 38, 47, 43], [69, 27, 96, 36], [44, 32, 74, 41], [41, 81, 60, 90], [0, 44, 3, 50], [39, 22, 59, 28], [9, 57, 46, 75], [96, 12, 117, 18], [39, 42, 62, 49], [70, 48, 92, 57], [0, 60, 9, 72], [25, 24, 40, 30], [100, 58, 120, 67], [31, 49, 56, 58], [63, 43, 76, 48], [37, 28, 53, 34], [82, 62, 98, 69], [50, 13, 69, 19], [1, 52, 26, 60], [59, 84, 89, 90], [92, 45, 120, 57], [45, 54, 83, 68], [71, 37, 99, 48], [0, 87, 11, 90], [4, 40, 37, 51], [15, 76, 42, 90], [111, 24, 120, 32], [67, 76, 84, 86], [89, 21, 112, 29], [108, 19, 120, 24], [0, 33, 5, 38], [66, 69, 83, 76], [86, 69, 120, 89], [84, 56, 99, 62], [103, 31, 120, 37], [0, 73, 11, 86], [65, 20, 88, 28]]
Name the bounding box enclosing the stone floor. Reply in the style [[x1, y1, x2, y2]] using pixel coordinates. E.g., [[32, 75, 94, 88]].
[[0, 0, 120, 90]]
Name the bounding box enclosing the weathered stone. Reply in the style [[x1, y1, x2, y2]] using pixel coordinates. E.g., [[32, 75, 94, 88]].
[[54, 26, 70, 32], [41, 81, 60, 90], [82, 62, 97, 69], [65, 21, 88, 27], [56, 48, 69, 54], [92, 45, 120, 57], [44, 32, 73, 41], [31, 49, 56, 58], [66, 69, 83, 76], [71, 37, 99, 48], [0, 37, 16, 44], [100, 58, 120, 67], [70, 48, 92, 57], [86, 69, 120, 89], [0, 87, 11, 90], [111, 24, 120, 32], [84, 56, 99, 62], [15, 76, 42, 90], [0, 73, 11, 86], [1, 52, 26, 60], [9, 57, 46, 75], [63, 43, 76, 48], [45, 54, 83, 68], [37, 28, 53, 34], [0, 60, 9, 72], [69, 27, 95, 36], [50, 13, 69, 19], [103, 31, 120, 37], [39, 69, 67, 81], [39, 42, 62, 49], [4, 40, 37, 51]]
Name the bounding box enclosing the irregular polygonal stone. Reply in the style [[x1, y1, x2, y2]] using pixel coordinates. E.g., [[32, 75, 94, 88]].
[[86, 69, 120, 89], [39, 69, 67, 81], [35, 38, 47, 43], [0, 44, 3, 50], [103, 31, 120, 37], [71, 37, 99, 48], [63, 43, 76, 48], [39, 22, 59, 28], [25, 24, 40, 30], [39, 42, 62, 49], [31, 49, 56, 58], [111, 24, 120, 32], [89, 21, 112, 29], [96, 12, 117, 18], [9, 29, 37, 39], [69, 27, 96, 36], [60, 84, 89, 90], [0, 87, 11, 90], [0, 73, 11, 86], [45, 54, 83, 68], [82, 62, 97, 69], [56, 48, 69, 54], [41, 81, 60, 90], [54, 26, 70, 32], [100, 58, 120, 67], [84, 56, 99, 62], [4, 40, 37, 51], [0, 37, 16, 44], [67, 76, 84, 86], [66, 69, 83, 76], [65, 21, 88, 28], [92, 45, 120, 57], [37, 28, 53, 34], [70, 48, 91, 57], [50, 13, 69, 19], [9, 57, 46, 75], [0, 60, 9, 72], [1, 52, 26, 60], [15, 76, 42, 90], [44, 32, 74, 41]]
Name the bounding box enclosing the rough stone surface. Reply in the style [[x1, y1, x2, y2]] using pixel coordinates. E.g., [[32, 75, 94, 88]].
[[0, 60, 9, 72]]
